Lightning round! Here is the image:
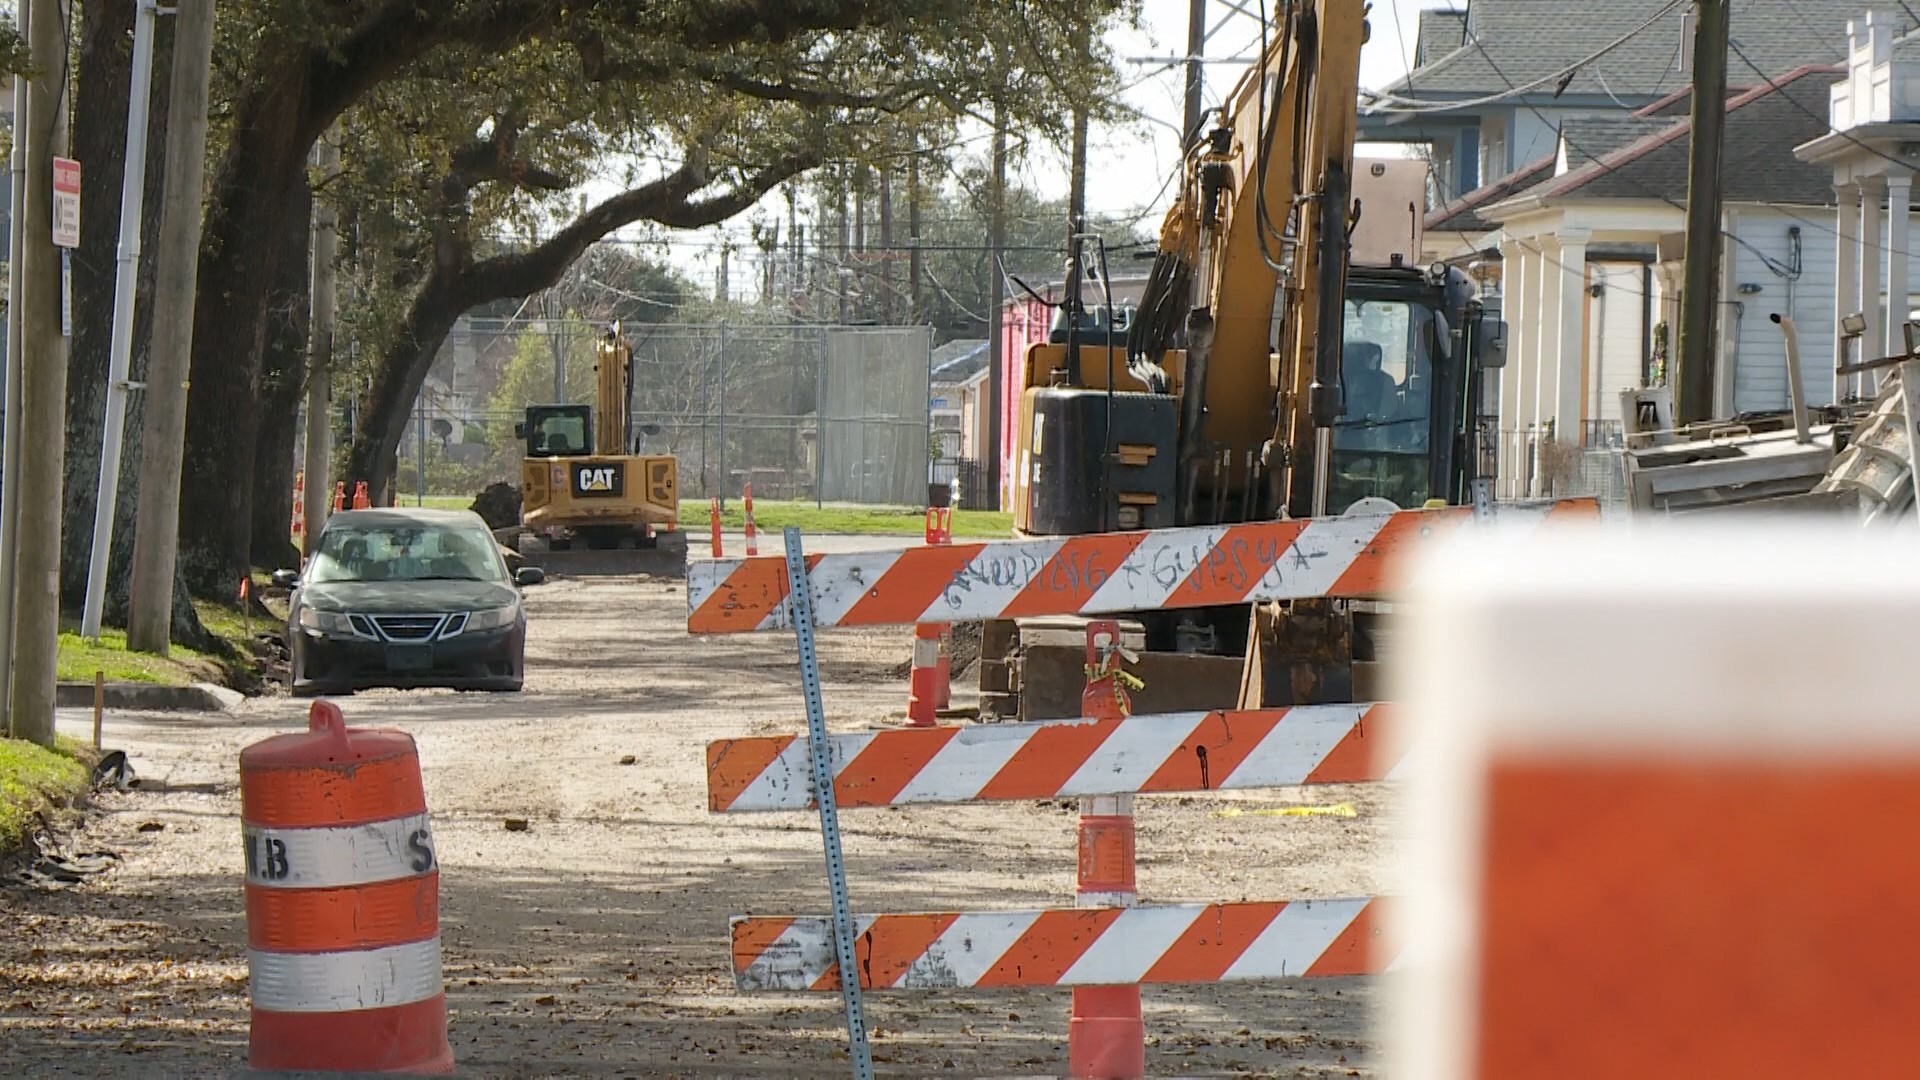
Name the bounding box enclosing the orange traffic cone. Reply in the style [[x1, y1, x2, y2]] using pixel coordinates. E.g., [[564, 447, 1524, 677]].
[[332, 482, 346, 512], [709, 498, 723, 558], [742, 482, 758, 557], [351, 482, 371, 510]]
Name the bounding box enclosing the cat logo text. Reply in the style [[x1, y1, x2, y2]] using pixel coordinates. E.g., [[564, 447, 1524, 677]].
[[571, 464, 624, 498]]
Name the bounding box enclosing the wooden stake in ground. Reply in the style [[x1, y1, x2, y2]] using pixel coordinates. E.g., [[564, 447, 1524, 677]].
[[127, 0, 217, 655], [9, 0, 74, 748]]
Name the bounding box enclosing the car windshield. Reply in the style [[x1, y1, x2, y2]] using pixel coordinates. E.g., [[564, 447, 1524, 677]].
[[306, 523, 505, 584]]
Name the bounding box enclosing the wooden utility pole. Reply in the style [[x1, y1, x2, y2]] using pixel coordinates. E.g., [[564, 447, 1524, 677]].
[[1677, 0, 1729, 423], [1184, 0, 1207, 147], [985, 100, 1009, 511], [10, 0, 70, 743], [303, 135, 340, 561], [127, 0, 217, 655], [0, 0, 34, 736]]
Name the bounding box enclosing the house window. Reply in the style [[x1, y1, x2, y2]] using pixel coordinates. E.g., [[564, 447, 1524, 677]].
[[1480, 114, 1508, 183]]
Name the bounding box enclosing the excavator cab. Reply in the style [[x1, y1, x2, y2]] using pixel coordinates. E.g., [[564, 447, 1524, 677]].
[[518, 405, 592, 458]]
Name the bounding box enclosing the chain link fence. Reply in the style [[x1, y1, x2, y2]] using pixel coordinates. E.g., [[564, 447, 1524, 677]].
[[400, 318, 934, 506]]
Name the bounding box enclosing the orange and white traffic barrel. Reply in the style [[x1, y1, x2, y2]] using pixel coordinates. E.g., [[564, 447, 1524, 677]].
[[241, 700, 452, 1074]]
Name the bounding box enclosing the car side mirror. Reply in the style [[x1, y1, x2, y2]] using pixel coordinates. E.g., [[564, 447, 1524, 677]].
[[270, 569, 299, 589], [515, 567, 546, 587], [1473, 316, 1508, 369]]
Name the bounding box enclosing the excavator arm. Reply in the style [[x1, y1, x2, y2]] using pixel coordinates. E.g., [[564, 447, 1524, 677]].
[[1125, 0, 1370, 523]]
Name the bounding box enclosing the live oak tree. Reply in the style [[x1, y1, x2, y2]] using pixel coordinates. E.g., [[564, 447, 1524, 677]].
[[330, 1, 1137, 507]]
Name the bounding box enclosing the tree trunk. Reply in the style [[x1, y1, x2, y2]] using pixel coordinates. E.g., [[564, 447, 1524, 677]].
[[343, 270, 468, 501], [251, 175, 312, 570], [63, 0, 170, 609], [175, 72, 312, 595]]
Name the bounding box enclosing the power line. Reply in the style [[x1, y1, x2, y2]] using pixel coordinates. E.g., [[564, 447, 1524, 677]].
[[1360, 1, 1685, 115]]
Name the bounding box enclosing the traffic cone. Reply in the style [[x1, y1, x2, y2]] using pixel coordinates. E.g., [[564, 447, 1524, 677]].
[[905, 623, 943, 728], [332, 482, 346, 512], [352, 482, 371, 510], [709, 498, 723, 558], [743, 482, 758, 557], [1070, 621, 1143, 1078]]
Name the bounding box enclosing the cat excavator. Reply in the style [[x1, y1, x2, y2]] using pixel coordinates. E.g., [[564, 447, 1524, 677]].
[[979, 0, 1518, 719], [510, 322, 687, 576]]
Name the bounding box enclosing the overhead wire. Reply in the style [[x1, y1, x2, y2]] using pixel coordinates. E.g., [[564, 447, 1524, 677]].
[[1359, 1, 1685, 115]]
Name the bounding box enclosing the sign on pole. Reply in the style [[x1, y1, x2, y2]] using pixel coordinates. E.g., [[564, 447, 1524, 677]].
[[52, 157, 80, 248]]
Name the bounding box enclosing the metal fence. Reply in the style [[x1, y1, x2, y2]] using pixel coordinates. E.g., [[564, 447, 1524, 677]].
[[1492, 427, 1629, 514], [406, 319, 935, 505]]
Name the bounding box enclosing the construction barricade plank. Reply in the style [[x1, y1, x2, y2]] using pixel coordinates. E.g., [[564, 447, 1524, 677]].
[[731, 898, 1395, 991], [707, 703, 1401, 812], [687, 499, 1597, 634]]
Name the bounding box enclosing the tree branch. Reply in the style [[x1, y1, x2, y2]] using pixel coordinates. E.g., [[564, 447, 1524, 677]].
[[461, 149, 819, 304]]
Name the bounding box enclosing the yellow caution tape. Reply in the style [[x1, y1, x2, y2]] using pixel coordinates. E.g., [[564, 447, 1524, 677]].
[[1214, 803, 1357, 819]]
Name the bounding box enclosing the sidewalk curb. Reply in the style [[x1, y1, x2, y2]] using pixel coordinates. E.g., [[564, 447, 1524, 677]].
[[55, 681, 242, 712]]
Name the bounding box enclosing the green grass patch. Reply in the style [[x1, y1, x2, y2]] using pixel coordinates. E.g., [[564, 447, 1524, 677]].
[[367, 493, 1018, 539], [53, 600, 265, 689], [682, 499, 1013, 539], [55, 628, 218, 686], [0, 736, 93, 852]]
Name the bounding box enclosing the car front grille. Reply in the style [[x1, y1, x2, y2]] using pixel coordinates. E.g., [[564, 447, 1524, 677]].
[[370, 614, 449, 642]]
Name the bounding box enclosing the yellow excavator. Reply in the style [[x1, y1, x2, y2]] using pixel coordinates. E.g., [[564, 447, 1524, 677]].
[[981, 0, 1513, 719], [513, 322, 686, 575]]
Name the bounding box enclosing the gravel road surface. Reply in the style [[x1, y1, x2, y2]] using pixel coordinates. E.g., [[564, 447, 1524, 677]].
[[2, 568, 1397, 1078]]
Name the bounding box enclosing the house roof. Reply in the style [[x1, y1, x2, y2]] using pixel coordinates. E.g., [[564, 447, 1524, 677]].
[[1382, 0, 1896, 104], [932, 338, 989, 384], [1426, 156, 1555, 235], [1414, 10, 1468, 69], [1486, 64, 1843, 218]]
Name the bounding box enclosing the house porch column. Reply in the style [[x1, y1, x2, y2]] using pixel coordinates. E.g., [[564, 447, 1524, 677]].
[[1552, 229, 1591, 447], [1834, 182, 1860, 401]]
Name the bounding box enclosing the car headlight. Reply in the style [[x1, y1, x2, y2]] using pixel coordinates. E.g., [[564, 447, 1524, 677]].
[[298, 608, 355, 635], [463, 603, 519, 632]]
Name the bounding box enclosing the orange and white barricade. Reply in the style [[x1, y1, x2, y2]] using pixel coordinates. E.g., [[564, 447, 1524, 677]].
[[693, 501, 1595, 1075], [240, 700, 452, 1074], [687, 500, 1596, 634], [1394, 520, 1920, 1080]]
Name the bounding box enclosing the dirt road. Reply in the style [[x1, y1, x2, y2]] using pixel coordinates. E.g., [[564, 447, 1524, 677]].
[[2, 570, 1397, 1078]]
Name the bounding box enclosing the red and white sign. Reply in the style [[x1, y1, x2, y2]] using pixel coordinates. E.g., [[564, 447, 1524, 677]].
[[52, 157, 80, 248]]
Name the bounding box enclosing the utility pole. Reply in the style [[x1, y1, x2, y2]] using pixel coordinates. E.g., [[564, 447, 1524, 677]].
[[126, 0, 216, 656], [414, 386, 427, 506], [1677, 0, 1729, 423], [908, 153, 924, 324], [985, 100, 1008, 511], [81, 0, 164, 641], [1067, 13, 1092, 324], [878, 167, 896, 324], [0, 0, 34, 735], [11, 0, 72, 742], [1184, 0, 1208, 148], [717, 242, 730, 304], [303, 135, 339, 561], [545, 292, 568, 402]]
